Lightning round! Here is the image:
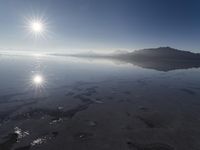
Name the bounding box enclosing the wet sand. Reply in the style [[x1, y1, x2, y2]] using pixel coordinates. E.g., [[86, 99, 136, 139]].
[[0, 76, 200, 150]]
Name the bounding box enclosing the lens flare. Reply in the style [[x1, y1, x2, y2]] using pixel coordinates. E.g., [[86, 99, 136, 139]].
[[31, 21, 43, 33], [24, 14, 50, 39]]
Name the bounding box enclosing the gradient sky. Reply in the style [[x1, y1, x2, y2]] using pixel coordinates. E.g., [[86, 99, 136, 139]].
[[0, 0, 200, 53]]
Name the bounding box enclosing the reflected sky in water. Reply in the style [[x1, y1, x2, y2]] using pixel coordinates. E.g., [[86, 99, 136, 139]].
[[0, 53, 200, 95], [0, 54, 137, 92], [1, 53, 200, 149]]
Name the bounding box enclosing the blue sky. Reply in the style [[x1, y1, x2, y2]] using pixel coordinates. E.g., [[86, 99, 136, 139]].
[[0, 0, 200, 52]]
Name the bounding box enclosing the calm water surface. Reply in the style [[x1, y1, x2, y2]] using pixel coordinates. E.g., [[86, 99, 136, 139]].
[[0, 54, 200, 150]]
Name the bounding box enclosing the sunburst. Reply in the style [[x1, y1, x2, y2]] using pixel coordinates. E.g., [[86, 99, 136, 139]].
[[24, 14, 50, 40]]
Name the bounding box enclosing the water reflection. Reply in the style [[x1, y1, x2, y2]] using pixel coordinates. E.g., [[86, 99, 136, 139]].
[[33, 74, 43, 85], [31, 53, 46, 88], [74, 57, 200, 72], [105, 57, 200, 71], [1, 54, 200, 149]]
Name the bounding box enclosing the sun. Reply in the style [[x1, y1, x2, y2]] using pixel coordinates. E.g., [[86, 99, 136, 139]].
[[29, 20, 45, 35], [31, 21, 43, 33], [24, 14, 49, 39]]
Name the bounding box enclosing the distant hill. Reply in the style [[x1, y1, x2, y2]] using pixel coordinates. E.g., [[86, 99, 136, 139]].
[[53, 47, 200, 71], [113, 47, 200, 71], [115, 47, 200, 60]]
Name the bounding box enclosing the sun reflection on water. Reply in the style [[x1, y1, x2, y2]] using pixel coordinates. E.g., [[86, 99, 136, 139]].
[[31, 74, 46, 90], [33, 75, 43, 85], [28, 73, 47, 96]]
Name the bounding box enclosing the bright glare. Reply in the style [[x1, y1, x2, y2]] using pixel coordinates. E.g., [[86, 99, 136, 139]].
[[30, 21, 43, 33], [33, 75, 43, 85], [24, 15, 49, 39], [32, 53, 44, 57]]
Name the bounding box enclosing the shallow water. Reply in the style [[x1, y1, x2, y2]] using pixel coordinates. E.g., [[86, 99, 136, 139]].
[[0, 54, 200, 150]]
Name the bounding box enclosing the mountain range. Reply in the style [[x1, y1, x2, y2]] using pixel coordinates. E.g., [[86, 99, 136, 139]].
[[54, 47, 200, 71]]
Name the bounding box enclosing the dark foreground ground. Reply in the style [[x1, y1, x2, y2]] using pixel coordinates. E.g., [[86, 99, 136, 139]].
[[1, 78, 200, 150]]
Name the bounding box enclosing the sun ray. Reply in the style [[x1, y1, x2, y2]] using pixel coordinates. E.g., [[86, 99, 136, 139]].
[[23, 13, 50, 40]]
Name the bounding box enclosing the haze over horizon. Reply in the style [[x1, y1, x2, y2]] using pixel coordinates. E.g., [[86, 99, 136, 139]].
[[0, 0, 200, 53]]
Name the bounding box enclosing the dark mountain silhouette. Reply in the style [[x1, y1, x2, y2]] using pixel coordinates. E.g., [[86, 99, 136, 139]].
[[116, 47, 200, 60], [113, 47, 200, 71], [53, 47, 200, 71]]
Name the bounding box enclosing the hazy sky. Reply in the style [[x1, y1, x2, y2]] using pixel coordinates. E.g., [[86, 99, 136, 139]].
[[0, 0, 200, 53]]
